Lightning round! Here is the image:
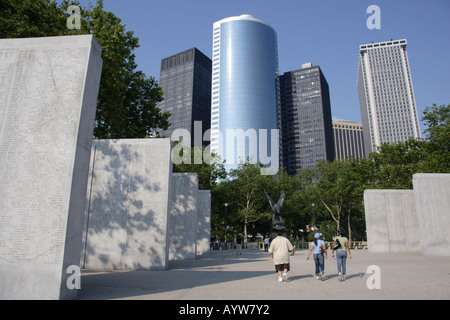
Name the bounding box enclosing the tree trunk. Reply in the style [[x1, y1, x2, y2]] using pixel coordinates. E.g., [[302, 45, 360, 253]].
[[347, 207, 352, 241], [244, 216, 248, 247], [321, 200, 341, 231]]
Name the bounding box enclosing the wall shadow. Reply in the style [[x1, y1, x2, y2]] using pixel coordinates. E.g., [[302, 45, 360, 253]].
[[78, 250, 274, 300], [81, 139, 171, 271]]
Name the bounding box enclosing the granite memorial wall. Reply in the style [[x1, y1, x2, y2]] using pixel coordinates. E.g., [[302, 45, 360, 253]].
[[81, 139, 173, 270], [0, 35, 103, 299], [365, 174, 450, 256], [81, 139, 212, 270]]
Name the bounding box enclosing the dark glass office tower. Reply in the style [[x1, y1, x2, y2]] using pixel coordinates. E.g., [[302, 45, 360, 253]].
[[158, 48, 211, 146], [280, 63, 335, 175]]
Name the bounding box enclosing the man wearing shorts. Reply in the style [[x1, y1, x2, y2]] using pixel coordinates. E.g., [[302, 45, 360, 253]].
[[268, 230, 295, 282]]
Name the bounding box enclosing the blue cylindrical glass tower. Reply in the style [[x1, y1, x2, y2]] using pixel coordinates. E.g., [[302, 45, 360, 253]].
[[210, 14, 280, 173]]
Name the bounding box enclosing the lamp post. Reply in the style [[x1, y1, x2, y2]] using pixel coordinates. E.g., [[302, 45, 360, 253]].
[[224, 203, 228, 248], [311, 203, 316, 231]]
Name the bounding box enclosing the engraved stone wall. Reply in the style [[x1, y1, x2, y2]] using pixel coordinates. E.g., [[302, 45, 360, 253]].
[[364, 174, 450, 256], [413, 174, 450, 256], [364, 190, 419, 253], [197, 190, 211, 256], [81, 139, 173, 270], [0, 35, 102, 300], [169, 173, 198, 261]]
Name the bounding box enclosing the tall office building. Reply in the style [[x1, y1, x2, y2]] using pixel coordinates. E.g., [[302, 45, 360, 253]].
[[333, 120, 365, 160], [211, 14, 280, 172], [158, 48, 211, 146], [357, 39, 421, 155], [280, 63, 335, 175]]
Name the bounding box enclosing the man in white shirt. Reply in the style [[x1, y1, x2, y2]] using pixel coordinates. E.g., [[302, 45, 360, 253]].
[[268, 230, 295, 282]]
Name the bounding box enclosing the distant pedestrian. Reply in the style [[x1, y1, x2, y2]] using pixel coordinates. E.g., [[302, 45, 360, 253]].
[[236, 235, 242, 255], [331, 228, 352, 282], [264, 235, 270, 252], [306, 233, 327, 280], [268, 230, 295, 282]]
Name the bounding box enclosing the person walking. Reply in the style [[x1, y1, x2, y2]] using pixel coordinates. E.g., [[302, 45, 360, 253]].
[[331, 228, 352, 282], [268, 230, 295, 282], [306, 233, 327, 280], [236, 235, 242, 255], [264, 235, 270, 252]]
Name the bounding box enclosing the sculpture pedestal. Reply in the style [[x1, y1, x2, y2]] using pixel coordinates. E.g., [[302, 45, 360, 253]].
[[271, 225, 287, 239]]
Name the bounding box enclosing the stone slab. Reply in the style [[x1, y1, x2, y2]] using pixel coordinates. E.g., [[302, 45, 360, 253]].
[[81, 139, 173, 270], [413, 174, 450, 256], [364, 189, 419, 253], [169, 173, 199, 261], [196, 190, 211, 256], [0, 35, 102, 300]]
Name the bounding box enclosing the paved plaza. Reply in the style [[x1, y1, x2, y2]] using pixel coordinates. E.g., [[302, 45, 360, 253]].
[[78, 248, 450, 300]]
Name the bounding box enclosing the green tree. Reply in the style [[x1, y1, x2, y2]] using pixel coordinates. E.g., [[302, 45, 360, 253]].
[[421, 103, 450, 172], [369, 139, 427, 189], [0, 0, 76, 37], [83, 0, 170, 138], [173, 144, 227, 190], [210, 179, 234, 242], [367, 103, 449, 188], [229, 162, 275, 243], [315, 158, 374, 240], [315, 160, 346, 232], [0, 0, 170, 139]]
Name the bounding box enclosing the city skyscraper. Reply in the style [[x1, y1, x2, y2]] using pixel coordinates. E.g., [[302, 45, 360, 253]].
[[333, 120, 366, 160], [210, 14, 280, 173], [280, 63, 335, 175], [357, 39, 421, 155], [158, 48, 211, 146]]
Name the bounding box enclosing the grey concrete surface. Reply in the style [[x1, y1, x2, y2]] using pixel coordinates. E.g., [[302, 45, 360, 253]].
[[413, 174, 450, 256], [365, 190, 419, 253], [169, 173, 198, 261], [81, 139, 173, 271], [78, 249, 450, 300], [0, 35, 102, 300], [364, 174, 450, 256], [196, 191, 211, 256]]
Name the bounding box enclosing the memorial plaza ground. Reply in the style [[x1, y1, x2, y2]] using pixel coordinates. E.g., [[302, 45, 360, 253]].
[[78, 248, 450, 300]]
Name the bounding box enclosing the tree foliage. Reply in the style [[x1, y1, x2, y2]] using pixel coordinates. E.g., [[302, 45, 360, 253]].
[[173, 145, 227, 190], [209, 104, 449, 242], [228, 163, 274, 242], [0, 0, 170, 139]]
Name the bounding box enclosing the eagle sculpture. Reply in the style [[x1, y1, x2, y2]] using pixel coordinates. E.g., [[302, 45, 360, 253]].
[[264, 190, 286, 230]]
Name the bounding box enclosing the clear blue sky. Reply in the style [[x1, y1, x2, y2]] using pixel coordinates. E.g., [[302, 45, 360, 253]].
[[73, 0, 450, 133]]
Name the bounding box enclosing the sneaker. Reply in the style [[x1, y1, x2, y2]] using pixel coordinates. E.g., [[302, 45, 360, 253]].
[[338, 272, 343, 282], [316, 275, 320, 280], [320, 273, 324, 281], [278, 276, 283, 282], [342, 275, 346, 281], [283, 273, 288, 282]]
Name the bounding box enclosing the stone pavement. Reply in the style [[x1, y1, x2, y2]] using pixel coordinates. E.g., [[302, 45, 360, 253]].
[[78, 248, 450, 300]]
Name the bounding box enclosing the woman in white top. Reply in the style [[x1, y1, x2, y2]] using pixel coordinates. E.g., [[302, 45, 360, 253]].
[[306, 233, 328, 280]]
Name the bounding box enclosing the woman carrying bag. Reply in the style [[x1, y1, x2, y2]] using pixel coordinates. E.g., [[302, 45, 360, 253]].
[[331, 228, 352, 282], [306, 233, 327, 280]]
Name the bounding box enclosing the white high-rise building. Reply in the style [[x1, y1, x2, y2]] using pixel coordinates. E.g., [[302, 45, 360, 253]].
[[357, 39, 421, 155]]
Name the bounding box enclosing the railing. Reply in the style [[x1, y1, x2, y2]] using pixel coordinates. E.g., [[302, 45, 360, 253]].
[[210, 241, 368, 251]]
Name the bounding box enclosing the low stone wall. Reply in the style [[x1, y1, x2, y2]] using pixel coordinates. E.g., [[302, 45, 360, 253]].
[[364, 174, 449, 256]]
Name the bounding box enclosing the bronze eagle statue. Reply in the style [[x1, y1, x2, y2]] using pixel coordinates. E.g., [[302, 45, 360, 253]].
[[264, 190, 286, 230]]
